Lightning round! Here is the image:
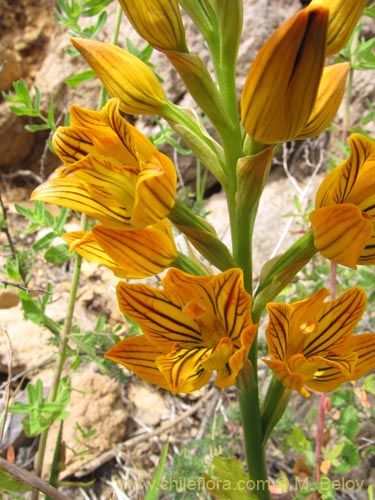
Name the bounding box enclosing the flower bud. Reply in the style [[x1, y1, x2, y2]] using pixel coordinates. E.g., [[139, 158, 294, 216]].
[[241, 7, 328, 144], [118, 0, 188, 52], [71, 38, 167, 115], [308, 0, 368, 56]]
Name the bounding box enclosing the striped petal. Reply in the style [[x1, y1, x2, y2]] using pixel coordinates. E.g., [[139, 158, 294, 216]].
[[53, 100, 139, 167], [105, 336, 172, 391], [159, 268, 254, 346], [297, 63, 349, 140], [301, 286, 367, 357], [116, 281, 203, 349], [70, 39, 167, 116], [316, 134, 375, 207], [308, 0, 367, 57], [358, 233, 375, 265], [61, 155, 137, 215], [31, 177, 132, 229], [351, 334, 375, 380], [241, 7, 328, 143], [92, 221, 177, 278], [132, 151, 177, 227], [310, 204, 373, 268], [62, 230, 130, 278], [156, 345, 214, 393], [118, 0, 188, 53], [264, 286, 371, 396]]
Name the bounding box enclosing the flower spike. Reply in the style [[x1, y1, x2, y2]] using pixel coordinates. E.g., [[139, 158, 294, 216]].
[[105, 268, 258, 393]]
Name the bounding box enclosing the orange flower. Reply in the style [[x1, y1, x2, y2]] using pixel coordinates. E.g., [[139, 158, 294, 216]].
[[106, 268, 257, 393], [31, 99, 176, 229], [264, 287, 375, 397]]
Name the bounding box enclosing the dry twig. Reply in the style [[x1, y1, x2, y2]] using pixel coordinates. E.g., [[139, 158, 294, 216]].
[[0, 457, 71, 500]]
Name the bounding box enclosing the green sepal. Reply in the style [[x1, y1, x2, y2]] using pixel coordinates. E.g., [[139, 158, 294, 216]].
[[169, 201, 236, 271], [236, 146, 274, 224], [178, 0, 218, 49], [165, 51, 232, 134], [173, 123, 226, 185], [261, 376, 291, 446], [253, 230, 317, 320]]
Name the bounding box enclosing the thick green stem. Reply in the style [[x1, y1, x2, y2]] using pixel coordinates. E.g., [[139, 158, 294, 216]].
[[237, 363, 271, 500]]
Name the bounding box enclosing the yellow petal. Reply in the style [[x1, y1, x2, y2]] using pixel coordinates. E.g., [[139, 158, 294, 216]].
[[263, 358, 310, 397], [214, 327, 257, 388], [118, 0, 187, 52], [105, 336, 172, 391], [358, 233, 375, 265], [53, 99, 140, 167], [132, 151, 177, 227], [116, 280, 203, 349], [62, 155, 137, 212], [351, 334, 375, 381], [157, 345, 214, 393], [241, 7, 328, 143], [315, 134, 375, 207], [92, 221, 177, 279], [310, 204, 373, 268], [302, 287, 367, 357], [160, 268, 254, 346], [297, 63, 349, 140], [71, 38, 167, 115], [31, 177, 132, 229], [62, 230, 130, 278], [308, 0, 368, 57]]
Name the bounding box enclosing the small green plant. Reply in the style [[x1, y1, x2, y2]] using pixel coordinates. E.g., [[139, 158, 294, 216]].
[[8, 378, 71, 438]]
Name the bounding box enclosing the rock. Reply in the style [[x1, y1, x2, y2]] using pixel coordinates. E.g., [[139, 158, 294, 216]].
[[0, 288, 20, 309], [43, 368, 128, 479], [0, 306, 57, 375], [127, 382, 169, 427]]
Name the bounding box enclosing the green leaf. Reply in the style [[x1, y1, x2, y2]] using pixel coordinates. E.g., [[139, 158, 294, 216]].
[[65, 69, 96, 87], [363, 374, 375, 394], [32, 231, 57, 252], [0, 470, 30, 492], [44, 244, 72, 264], [145, 441, 169, 500], [25, 123, 51, 132], [5, 257, 21, 281], [204, 457, 258, 499]]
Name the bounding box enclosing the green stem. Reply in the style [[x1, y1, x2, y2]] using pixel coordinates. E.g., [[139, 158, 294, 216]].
[[237, 363, 271, 500]]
